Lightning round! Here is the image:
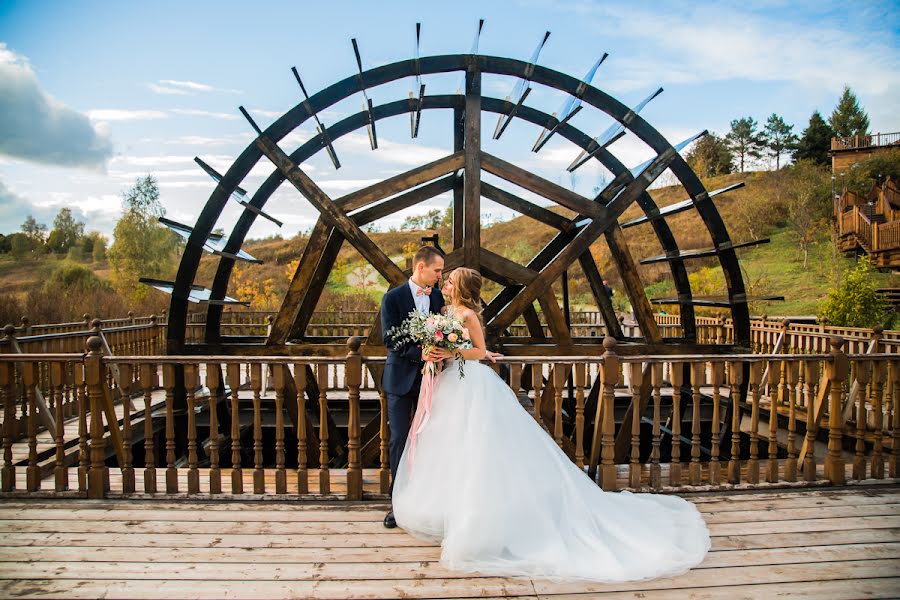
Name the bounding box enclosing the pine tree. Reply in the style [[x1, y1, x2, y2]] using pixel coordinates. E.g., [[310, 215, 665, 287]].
[[794, 111, 834, 167], [829, 86, 870, 139], [762, 114, 798, 170], [726, 117, 765, 173]]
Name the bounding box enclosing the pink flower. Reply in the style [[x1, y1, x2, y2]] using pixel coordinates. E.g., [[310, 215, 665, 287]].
[[461, 328, 470, 340], [447, 333, 458, 342], [435, 330, 444, 340]]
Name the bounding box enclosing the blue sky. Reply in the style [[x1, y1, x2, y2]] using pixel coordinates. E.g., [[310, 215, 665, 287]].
[[1, 0, 898, 240]]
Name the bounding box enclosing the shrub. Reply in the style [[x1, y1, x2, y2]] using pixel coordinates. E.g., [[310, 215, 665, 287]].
[[818, 257, 891, 328]]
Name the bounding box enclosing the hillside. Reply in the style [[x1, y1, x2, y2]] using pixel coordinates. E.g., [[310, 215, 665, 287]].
[[2, 169, 897, 324]]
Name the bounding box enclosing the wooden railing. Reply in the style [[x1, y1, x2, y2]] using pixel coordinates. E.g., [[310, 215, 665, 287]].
[[1, 335, 897, 500], [832, 131, 900, 151]]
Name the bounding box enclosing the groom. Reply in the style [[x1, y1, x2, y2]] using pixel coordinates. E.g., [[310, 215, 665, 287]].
[[380, 245, 446, 529]]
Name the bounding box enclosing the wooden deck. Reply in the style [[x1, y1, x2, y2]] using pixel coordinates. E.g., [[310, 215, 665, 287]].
[[0, 485, 897, 598]]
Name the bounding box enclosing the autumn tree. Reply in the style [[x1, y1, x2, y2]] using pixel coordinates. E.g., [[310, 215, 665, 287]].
[[109, 175, 180, 301], [21, 215, 47, 252], [726, 117, 765, 173], [762, 113, 798, 170], [46, 207, 85, 254], [785, 160, 830, 268], [794, 111, 834, 167], [829, 85, 870, 139]]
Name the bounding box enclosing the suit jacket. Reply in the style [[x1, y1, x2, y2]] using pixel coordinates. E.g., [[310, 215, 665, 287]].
[[381, 281, 445, 397]]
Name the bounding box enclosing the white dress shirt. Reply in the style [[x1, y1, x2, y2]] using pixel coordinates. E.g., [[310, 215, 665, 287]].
[[408, 279, 431, 314]]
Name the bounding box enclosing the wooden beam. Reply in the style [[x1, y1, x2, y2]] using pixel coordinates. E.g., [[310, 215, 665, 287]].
[[480, 249, 538, 286], [577, 252, 622, 338], [349, 175, 455, 225], [537, 288, 572, 345], [463, 65, 481, 267], [286, 230, 345, 341], [267, 219, 332, 345], [336, 151, 464, 212], [256, 135, 406, 288], [453, 107, 464, 251], [481, 151, 606, 219], [481, 182, 574, 232]]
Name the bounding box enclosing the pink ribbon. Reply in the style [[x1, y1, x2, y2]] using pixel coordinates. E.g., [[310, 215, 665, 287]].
[[406, 361, 441, 471]]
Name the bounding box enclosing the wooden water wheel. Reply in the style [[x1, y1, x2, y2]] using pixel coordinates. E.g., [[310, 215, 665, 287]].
[[152, 27, 773, 359]]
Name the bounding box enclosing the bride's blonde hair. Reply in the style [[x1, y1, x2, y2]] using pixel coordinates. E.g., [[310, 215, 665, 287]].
[[449, 267, 484, 325]]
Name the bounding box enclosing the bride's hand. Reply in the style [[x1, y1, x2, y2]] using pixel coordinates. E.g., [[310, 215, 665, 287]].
[[485, 350, 504, 363]]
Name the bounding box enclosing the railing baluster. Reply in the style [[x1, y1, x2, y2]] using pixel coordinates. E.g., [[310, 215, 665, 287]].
[[853, 360, 871, 481], [766, 360, 781, 483], [22, 362, 39, 492], [1, 361, 14, 492], [273, 364, 287, 495], [574, 363, 585, 472], [727, 361, 742, 484], [871, 359, 885, 479], [140, 364, 156, 494], [649, 363, 662, 489], [74, 363, 88, 492], [50, 362, 68, 491], [85, 338, 108, 498], [185, 364, 200, 494], [891, 360, 900, 478], [317, 363, 330, 495], [227, 363, 242, 495], [802, 361, 819, 483], [552, 363, 565, 448], [346, 339, 363, 500], [784, 361, 798, 482], [628, 362, 643, 488], [294, 364, 309, 495], [532, 362, 543, 426], [748, 361, 763, 484], [205, 363, 221, 495], [826, 337, 849, 485], [163, 364, 178, 494], [119, 364, 135, 495], [689, 363, 703, 486], [599, 338, 619, 491], [251, 363, 264, 494], [670, 361, 684, 486], [709, 361, 723, 485]]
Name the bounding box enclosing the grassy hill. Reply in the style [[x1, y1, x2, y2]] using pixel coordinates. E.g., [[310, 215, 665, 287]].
[[2, 168, 897, 324]]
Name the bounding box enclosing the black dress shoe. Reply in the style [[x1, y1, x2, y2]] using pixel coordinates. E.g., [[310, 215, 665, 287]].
[[383, 510, 397, 529]]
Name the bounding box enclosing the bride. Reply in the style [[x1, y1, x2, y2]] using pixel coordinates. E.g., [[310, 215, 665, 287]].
[[391, 267, 711, 582]]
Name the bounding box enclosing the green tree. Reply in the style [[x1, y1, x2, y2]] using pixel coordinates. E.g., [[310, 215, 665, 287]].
[[21, 215, 47, 251], [829, 85, 870, 139], [0, 233, 10, 254], [400, 208, 443, 231], [9, 233, 29, 259], [844, 148, 900, 197], [109, 175, 179, 301], [684, 132, 734, 177], [794, 111, 834, 167], [726, 117, 765, 173], [819, 257, 890, 327], [762, 113, 798, 170], [46, 207, 85, 254]]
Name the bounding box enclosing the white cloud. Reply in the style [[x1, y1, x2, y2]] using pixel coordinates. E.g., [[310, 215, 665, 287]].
[[338, 133, 449, 166], [146, 83, 190, 96], [87, 109, 168, 121], [148, 79, 242, 95], [0, 43, 112, 168], [171, 109, 239, 120]]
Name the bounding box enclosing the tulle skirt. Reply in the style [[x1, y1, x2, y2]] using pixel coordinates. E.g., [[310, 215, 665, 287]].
[[392, 360, 710, 582]]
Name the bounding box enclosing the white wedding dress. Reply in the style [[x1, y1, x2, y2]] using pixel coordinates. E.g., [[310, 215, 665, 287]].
[[392, 358, 711, 582]]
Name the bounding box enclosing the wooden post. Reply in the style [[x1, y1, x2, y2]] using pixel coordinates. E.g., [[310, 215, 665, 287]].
[[317, 363, 330, 495], [599, 337, 619, 491], [747, 361, 763, 484], [628, 362, 643, 488], [574, 363, 586, 471], [184, 363, 200, 494], [871, 359, 885, 479], [22, 361, 39, 492], [709, 361, 723, 485], [346, 337, 363, 500], [251, 363, 264, 494], [85, 336, 108, 498], [140, 363, 156, 494], [766, 360, 781, 483], [825, 337, 849, 485], [294, 364, 309, 494], [891, 360, 900, 478], [227, 363, 242, 495], [670, 361, 684, 486], [727, 361, 743, 484], [552, 363, 565, 448], [162, 363, 178, 494], [463, 61, 481, 267], [50, 362, 68, 491], [853, 360, 871, 481], [784, 360, 799, 482], [649, 363, 663, 489], [273, 364, 287, 495], [119, 363, 134, 495], [802, 361, 819, 482], [689, 363, 703, 486], [1, 358, 15, 492]]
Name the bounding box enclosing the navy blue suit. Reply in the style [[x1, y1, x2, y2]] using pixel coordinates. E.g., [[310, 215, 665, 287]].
[[380, 282, 444, 496]]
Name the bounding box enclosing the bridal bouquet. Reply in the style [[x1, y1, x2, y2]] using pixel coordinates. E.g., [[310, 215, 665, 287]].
[[386, 310, 473, 378]]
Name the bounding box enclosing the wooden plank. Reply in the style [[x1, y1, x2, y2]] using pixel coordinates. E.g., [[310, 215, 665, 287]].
[[481, 182, 573, 232], [256, 136, 406, 287], [480, 152, 605, 220], [453, 107, 464, 251], [463, 66, 481, 268], [287, 228, 345, 342], [576, 253, 621, 338], [349, 175, 456, 225]]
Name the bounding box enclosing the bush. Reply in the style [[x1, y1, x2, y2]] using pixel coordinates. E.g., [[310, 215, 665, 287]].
[[818, 257, 891, 328]]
